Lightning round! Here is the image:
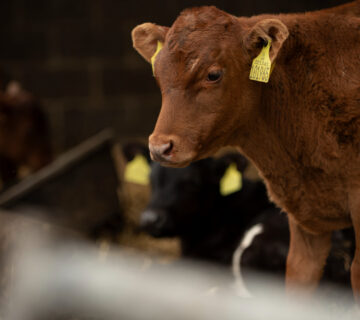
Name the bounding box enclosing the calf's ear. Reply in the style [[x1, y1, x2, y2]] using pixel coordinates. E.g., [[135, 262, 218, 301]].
[[132, 23, 169, 63], [245, 19, 289, 62]]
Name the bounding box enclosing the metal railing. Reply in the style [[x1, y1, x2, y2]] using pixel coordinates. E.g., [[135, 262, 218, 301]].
[[2, 217, 359, 320]]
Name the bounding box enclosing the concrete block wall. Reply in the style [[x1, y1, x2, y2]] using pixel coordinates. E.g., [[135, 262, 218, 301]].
[[0, 0, 349, 153]]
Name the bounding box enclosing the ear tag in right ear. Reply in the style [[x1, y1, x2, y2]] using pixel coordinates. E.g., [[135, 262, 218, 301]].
[[220, 163, 243, 196], [249, 40, 272, 83], [151, 41, 163, 76], [124, 154, 150, 185]]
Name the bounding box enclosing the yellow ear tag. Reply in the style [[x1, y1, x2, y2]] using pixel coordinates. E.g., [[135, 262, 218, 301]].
[[124, 154, 150, 185], [220, 163, 243, 196], [249, 40, 272, 83], [151, 41, 163, 75]]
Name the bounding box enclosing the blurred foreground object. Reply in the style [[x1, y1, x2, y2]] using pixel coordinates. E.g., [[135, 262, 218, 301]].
[[3, 219, 359, 320]]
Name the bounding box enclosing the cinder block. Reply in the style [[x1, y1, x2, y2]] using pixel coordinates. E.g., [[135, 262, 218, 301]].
[[103, 67, 157, 96], [0, 31, 48, 60], [63, 106, 122, 149], [53, 24, 99, 58], [22, 68, 89, 98], [102, 0, 177, 22], [23, 0, 90, 21]]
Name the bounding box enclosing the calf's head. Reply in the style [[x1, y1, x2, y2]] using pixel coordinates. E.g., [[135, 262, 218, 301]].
[[132, 6, 288, 167]]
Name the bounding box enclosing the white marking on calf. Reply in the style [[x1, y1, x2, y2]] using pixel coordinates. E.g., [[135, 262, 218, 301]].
[[232, 223, 264, 298], [189, 58, 200, 73]]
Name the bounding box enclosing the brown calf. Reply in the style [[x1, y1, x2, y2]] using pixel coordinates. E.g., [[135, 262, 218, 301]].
[[0, 82, 52, 185], [132, 1, 360, 300]]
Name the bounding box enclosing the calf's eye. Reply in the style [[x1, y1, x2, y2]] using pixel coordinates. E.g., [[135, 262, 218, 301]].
[[206, 70, 223, 83]]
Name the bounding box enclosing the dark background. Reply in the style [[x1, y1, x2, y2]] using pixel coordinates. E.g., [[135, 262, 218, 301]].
[[0, 0, 350, 154]]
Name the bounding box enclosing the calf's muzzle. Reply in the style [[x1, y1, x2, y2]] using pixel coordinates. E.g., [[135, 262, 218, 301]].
[[149, 133, 198, 167], [149, 136, 173, 162]]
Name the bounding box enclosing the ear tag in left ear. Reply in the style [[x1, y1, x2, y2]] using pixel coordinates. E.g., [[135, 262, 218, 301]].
[[124, 154, 150, 185], [220, 163, 243, 196], [151, 41, 163, 76], [249, 40, 272, 83]]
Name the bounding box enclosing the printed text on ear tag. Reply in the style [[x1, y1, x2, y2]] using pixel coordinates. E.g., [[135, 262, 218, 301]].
[[124, 154, 150, 185], [220, 163, 243, 196], [249, 40, 272, 83], [151, 41, 163, 76]]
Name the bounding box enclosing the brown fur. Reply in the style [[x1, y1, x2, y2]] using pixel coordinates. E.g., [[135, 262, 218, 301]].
[[0, 83, 52, 185], [132, 1, 360, 300]]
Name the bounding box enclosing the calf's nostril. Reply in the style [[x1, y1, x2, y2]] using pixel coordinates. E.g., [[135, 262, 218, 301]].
[[157, 142, 172, 156], [163, 140, 173, 156], [149, 141, 174, 161]]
